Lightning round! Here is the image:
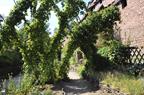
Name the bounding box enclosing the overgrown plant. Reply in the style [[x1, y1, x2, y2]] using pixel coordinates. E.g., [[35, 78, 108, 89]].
[[60, 6, 120, 78], [1, 74, 52, 95], [0, 0, 121, 84], [97, 40, 125, 64], [0, 0, 86, 83]]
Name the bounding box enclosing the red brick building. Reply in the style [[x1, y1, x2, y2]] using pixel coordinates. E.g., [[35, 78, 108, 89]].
[[103, 0, 144, 47]]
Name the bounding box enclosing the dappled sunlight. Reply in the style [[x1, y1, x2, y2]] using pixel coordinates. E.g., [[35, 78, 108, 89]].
[[0, 0, 144, 94]]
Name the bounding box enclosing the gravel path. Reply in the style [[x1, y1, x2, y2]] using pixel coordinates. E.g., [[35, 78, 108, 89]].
[[51, 70, 128, 95]]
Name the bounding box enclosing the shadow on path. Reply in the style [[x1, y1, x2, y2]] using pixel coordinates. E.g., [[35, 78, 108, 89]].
[[51, 71, 99, 95]]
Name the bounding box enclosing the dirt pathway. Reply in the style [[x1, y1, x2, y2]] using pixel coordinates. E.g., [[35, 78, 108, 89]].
[[52, 70, 98, 95], [52, 70, 127, 95]]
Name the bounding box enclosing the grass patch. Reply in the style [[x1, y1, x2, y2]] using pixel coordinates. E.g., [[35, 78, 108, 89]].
[[101, 72, 144, 95]]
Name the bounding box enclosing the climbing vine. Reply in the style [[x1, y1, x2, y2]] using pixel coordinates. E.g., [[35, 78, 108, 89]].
[[0, 0, 86, 83], [0, 0, 120, 83], [60, 6, 120, 78], [0, 0, 34, 46]]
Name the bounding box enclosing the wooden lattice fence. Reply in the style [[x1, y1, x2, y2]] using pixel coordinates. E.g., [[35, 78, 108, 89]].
[[120, 47, 144, 64]]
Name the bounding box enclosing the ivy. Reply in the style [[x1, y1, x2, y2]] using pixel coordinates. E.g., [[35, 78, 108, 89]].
[[0, 0, 120, 83], [0, 0, 34, 45], [60, 6, 120, 78]]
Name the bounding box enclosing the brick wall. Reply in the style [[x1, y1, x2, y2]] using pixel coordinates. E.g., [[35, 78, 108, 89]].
[[104, 0, 144, 47], [119, 0, 144, 47]]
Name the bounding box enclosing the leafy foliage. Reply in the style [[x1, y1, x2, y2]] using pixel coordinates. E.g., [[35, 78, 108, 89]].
[[3, 74, 52, 95], [97, 40, 124, 64], [0, 0, 86, 83], [127, 64, 144, 77], [60, 6, 120, 78], [0, 0, 120, 84]]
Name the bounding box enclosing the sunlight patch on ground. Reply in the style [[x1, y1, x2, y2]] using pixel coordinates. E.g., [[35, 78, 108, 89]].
[[68, 71, 81, 79]]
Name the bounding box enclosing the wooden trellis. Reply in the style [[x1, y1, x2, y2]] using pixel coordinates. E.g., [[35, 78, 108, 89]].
[[121, 47, 144, 64]]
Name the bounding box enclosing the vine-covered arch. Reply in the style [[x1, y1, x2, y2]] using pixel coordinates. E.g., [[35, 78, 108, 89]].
[[0, 0, 86, 83], [0, 0, 120, 83], [60, 6, 120, 78]]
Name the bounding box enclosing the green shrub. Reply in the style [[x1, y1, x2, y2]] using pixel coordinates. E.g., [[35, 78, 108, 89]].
[[3, 74, 53, 95], [5, 74, 35, 95], [97, 40, 125, 64], [127, 64, 144, 77], [77, 64, 85, 74], [69, 56, 76, 65], [0, 49, 22, 67]]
